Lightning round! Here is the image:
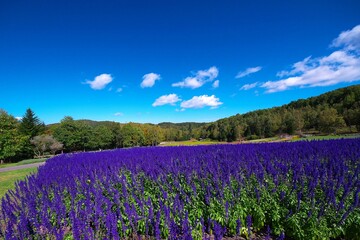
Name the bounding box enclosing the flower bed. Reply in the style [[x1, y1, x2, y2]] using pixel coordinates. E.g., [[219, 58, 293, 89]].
[[1, 139, 360, 239]]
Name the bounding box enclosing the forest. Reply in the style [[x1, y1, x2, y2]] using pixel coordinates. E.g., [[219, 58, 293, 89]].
[[1, 85, 359, 163]]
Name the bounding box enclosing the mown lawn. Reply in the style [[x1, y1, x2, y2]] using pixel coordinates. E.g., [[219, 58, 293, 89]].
[[0, 168, 37, 199], [160, 134, 360, 146], [293, 133, 360, 141], [160, 140, 220, 146]]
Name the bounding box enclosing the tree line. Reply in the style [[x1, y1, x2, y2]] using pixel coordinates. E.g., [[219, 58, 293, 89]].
[[1, 85, 359, 163], [0, 110, 168, 163], [199, 85, 360, 141]]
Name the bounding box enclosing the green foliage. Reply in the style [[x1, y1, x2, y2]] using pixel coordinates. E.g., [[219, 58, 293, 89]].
[[318, 107, 346, 133], [141, 124, 164, 146], [100, 168, 360, 240], [201, 85, 360, 141], [119, 123, 145, 147], [92, 125, 114, 149], [0, 110, 29, 163], [53, 116, 85, 151], [18, 108, 45, 138]]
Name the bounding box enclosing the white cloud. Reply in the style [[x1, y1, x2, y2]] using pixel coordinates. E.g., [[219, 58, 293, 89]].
[[331, 25, 360, 52], [114, 112, 123, 116], [172, 66, 219, 89], [262, 25, 360, 93], [212, 80, 219, 88], [175, 108, 185, 112], [15, 116, 22, 121], [140, 73, 161, 88], [240, 82, 258, 90], [116, 88, 123, 92], [180, 95, 223, 109], [85, 73, 113, 90], [236, 66, 262, 78], [152, 94, 181, 107], [276, 56, 312, 77]]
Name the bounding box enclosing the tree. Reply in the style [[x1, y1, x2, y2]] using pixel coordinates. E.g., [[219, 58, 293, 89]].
[[141, 124, 164, 146], [318, 107, 346, 134], [89, 126, 114, 150], [282, 111, 296, 135], [293, 109, 304, 132], [53, 116, 84, 152], [0, 110, 29, 163], [18, 108, 45, 138], [49, 139, 64, 154], [119, 123, 145, 147], [30, 134, 63, 157]]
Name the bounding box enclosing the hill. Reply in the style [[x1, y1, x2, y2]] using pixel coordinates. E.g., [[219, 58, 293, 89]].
[[200, 84, 360, 141], [45, 84, 360, 142], [2, 85, 359, 162]]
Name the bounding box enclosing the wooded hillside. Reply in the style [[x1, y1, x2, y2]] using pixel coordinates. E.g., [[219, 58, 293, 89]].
[[201, 85, 360, 141]]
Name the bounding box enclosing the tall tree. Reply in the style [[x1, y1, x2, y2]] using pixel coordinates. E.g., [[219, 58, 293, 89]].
[[0, 110, 29, 163], [87, 125, 114, 150], [141, 124, 164, 146], [53, 116, 84, 152], [18, 108, 45, 138], [119, 123, 145, 147], [318, 107, 346, 134]]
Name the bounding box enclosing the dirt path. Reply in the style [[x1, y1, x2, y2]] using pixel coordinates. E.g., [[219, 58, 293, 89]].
[[0, 162, 45, 173]]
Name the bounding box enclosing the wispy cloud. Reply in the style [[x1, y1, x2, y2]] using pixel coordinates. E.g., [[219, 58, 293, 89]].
[[236, 66, 262, 78], [140, 73, 161, 88], [331, 25, 360, 52], [212, 80, 219, 88], [276, 56, 312, 78], [180, 95, 222, 109], [116, 88, 123, 93], [114, 112, 123, 116], [262, 25, 360, 93], [85, 73, 113, 90], [240, 82, 258, 90], [152, 94, 181, 107], [172, 66, 219, 89]]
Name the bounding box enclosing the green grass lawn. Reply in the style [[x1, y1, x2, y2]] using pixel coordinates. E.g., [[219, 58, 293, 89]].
[[0, 168, 37, 199], [292, 133, 360, 142], [160, 134, 360, 146], [0, 158, 47, 169], [160, 140, 220, 146], [247, 136, 280, 143]]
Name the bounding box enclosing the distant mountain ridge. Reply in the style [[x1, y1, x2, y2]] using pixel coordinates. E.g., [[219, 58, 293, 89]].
[[46, 85, 360, 140]]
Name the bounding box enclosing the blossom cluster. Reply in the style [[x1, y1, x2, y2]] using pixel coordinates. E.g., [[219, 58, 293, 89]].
[[1, 139, 360, 239]]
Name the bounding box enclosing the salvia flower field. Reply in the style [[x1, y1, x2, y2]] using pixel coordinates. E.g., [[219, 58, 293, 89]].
[[1, 139, 360, 239]]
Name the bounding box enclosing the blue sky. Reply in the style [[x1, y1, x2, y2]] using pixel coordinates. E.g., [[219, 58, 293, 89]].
[[1, 0, 360, 124]]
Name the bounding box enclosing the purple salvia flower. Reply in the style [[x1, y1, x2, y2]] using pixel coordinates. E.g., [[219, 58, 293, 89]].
[[225, 201, 229, 220], [265, 225, 271, 240], [155, 211, 161, 240], [236, 218, 241, 236], [213, 220, 224, 240], [277, 232, 285, 240], [246, 215, 252, 240]]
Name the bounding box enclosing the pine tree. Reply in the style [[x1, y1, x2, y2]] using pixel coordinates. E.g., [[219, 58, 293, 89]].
[[18, 108, 45, 138]]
